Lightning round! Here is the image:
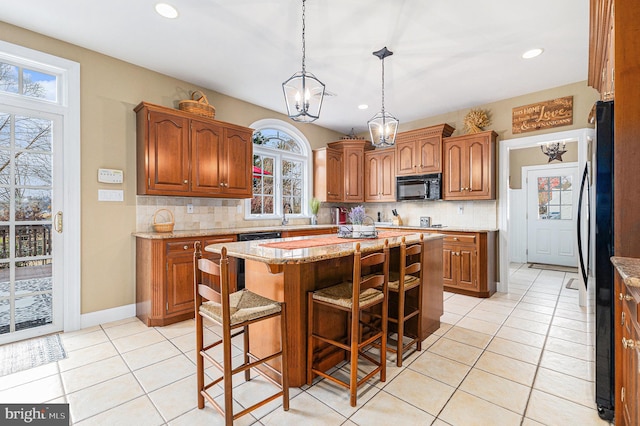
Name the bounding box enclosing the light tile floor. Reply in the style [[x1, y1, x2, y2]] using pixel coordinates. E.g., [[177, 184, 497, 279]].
[[0, 264, 613, 425]]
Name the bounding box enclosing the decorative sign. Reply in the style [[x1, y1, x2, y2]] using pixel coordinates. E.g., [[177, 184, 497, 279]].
[[512, 96, 573, 134]]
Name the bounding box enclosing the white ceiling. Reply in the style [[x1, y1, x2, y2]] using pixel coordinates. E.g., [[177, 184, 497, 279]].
[[1, 0, 589, 135]]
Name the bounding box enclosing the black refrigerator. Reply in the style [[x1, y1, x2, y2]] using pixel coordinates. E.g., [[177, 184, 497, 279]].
[[579, 100, 614, 421]]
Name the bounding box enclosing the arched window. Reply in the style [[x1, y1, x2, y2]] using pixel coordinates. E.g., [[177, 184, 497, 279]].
[[246, 119, 311, 219]]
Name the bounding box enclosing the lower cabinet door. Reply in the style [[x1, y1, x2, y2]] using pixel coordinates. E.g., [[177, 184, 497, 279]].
[[442, 246, 454, 286], [166, 252, 196, 316], [457, 248, 478, 290]]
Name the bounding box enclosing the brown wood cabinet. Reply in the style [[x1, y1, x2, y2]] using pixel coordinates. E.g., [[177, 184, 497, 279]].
[[440, 231, 496, 297], [313, 139, 373, 203], [395, 124, 455, 175], [615, 269, 640, 425], [365, 148, 396, 202], [589, 0, 615, 100], [377, 228, 496, 298], [136, 234, 236, 326], [442, 130, 497, 200], [135, 102, 253, 198]]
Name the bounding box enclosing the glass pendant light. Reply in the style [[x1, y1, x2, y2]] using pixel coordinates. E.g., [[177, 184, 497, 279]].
[[282, 0, 325, 123], [368, 47, 398, 148]]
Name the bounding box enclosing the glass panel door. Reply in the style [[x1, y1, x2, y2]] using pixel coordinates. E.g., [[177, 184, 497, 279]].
[[0, 111, 58, 337]]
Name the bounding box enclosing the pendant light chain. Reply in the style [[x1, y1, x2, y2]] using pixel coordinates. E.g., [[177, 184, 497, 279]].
[[301, 0, 306, 74], [380, 55, 385, 115], [282, 0, 325, 123]]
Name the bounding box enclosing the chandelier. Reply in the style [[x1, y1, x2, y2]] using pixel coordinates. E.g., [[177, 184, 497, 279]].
[[540, 141, 566, 162], [368, 47, 398, 148], [282, 0, 325, 123]]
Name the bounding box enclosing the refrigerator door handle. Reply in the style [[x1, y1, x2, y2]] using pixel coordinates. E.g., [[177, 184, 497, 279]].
[[577, 165, 591, 288]]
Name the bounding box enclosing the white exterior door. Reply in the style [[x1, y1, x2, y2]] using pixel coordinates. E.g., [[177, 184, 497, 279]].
[[526, 163, 579, 267], [0, 41, 80, 344]]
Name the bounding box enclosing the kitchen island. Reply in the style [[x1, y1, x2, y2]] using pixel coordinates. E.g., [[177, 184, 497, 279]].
[[204, 231, 444, 386]]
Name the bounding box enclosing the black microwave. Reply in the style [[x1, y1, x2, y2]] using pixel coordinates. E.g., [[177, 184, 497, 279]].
[[396, 173, 442, 201]]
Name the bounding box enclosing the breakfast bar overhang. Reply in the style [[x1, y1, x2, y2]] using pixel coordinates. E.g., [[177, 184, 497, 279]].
[[205, 231, 444, 386]]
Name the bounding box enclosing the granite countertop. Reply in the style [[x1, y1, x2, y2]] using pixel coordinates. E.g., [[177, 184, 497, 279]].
[[133, 223, 496, 239], [204, 232, 445, 265], [132, 224, 337, 239], [375, 224, 499, 233], [611, 256, 640, 288]]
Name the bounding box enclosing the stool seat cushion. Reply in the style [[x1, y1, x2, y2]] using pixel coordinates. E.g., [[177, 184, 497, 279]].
[[200, 289, 281, 326], [312, 281, 383, 309], [387, 273, 420, 291]]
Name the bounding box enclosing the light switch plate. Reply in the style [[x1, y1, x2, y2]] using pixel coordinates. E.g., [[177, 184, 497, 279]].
[[98, 168, 123, 184], [98, 189, 124, 202]]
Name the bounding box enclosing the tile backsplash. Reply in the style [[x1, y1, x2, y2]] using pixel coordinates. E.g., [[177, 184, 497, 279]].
[[136, 196, 497, 232], [136, 196, 310, 232]]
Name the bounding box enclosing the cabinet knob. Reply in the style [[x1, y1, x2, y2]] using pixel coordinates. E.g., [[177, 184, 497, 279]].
[[620, 293, 633, 301], [183, 245, 189, 250], [183, 180, 188, 184], [453, 237, 459, 241], [622, 337, 636, 349]]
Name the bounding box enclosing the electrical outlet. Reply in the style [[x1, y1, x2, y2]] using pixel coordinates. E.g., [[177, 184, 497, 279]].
[[187, 204, 194, 214], [457, 205, 464, 215]]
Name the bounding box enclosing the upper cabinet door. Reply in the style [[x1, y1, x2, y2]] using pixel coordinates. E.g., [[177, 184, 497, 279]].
[[223, 127, 253, 197], [147, 110, 190, 194], [365, 151, 381, 200], [395, 140, 416, 176], [467, 139, 489, 197], [443, 131, 496, 200], [190, 119, 223, 194], [326, 148, 343, 202], [417, 135, 441, 174], [344, 147, 364, 202], [443, 140, 465, 198], [379, 149, 396, 201]]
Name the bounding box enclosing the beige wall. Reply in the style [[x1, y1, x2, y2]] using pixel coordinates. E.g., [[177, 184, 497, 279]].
[[509, 142, 579, 189], [389, 81, 599, 141], [0, 22, 342, 314]]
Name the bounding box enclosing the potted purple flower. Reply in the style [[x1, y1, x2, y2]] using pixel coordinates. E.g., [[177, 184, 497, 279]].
[[349, 205, 374, 237]]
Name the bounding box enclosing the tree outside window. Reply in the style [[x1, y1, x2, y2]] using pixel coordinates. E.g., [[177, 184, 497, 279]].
[[250, 129, 308, 218]]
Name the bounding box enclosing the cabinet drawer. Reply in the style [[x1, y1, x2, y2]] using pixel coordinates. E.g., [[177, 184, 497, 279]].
[[167, 240, 198, 254], [621, 285, 640, 324], [443, 234, 476, 245], [203, 236, 236, 246]]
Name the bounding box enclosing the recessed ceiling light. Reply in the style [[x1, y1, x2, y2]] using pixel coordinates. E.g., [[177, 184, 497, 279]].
[[155, 3, 178, 19], [522, 48, 544, 59], [358, 104, 368, 110]]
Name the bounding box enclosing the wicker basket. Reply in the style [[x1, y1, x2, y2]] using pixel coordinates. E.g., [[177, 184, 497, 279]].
[[153, 209, 175, 233], [178, 90, 216, 119]]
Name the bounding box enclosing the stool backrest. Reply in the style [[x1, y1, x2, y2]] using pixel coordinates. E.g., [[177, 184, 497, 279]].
[[194, 241, 230, 309], [352, 240, 389, 310], [401, 234, 424, 279]]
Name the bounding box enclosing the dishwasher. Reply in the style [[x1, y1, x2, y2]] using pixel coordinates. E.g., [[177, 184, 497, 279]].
[[237, 231, 281, 289]]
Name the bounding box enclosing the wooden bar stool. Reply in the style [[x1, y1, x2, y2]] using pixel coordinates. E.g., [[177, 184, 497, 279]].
[[193, 242, 289, 426], [387, 234, 424, 366], [306, 240, 389, 407]]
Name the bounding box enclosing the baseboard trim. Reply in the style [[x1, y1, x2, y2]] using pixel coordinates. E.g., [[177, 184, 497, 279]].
[[80, 304, 136, 329]]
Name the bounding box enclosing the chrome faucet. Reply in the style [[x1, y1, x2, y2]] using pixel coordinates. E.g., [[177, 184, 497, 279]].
[[282, 203, 292, 225]]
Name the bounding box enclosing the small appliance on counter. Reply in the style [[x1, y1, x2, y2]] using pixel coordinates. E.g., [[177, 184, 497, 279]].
[[420, 216, 431, 227], [331, 207, 348, 225]]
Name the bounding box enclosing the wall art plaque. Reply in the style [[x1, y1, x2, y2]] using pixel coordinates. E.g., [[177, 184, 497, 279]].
[[512, 96, 573, 134]]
